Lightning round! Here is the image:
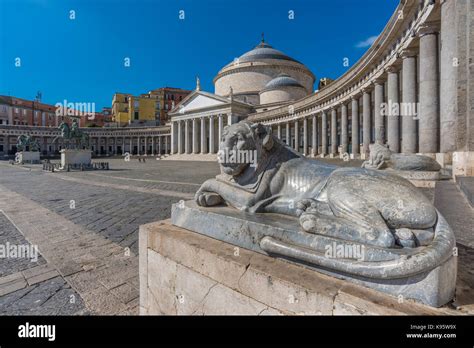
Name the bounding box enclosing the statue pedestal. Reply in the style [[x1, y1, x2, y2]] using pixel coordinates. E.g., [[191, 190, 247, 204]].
[[139, 219, 454, 315], [60, 149, 92, 168], [165, 201, 456, 308], [16, 151, 40, 164]]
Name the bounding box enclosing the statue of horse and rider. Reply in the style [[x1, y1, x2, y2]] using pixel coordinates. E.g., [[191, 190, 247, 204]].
[[16, 134, 40, 152], [53, 119, 90, 149]]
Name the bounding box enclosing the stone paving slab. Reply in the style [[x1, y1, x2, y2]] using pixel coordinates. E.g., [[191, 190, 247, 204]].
[[0, 184, 139, 315]]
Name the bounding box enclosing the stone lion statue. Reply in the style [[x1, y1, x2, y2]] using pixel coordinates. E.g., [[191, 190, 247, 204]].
[[362, 143, 441, 171], [195, 121, 438, 249]]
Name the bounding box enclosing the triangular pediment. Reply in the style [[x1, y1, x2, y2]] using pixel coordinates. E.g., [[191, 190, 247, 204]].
[[173, 91, 229, 114]]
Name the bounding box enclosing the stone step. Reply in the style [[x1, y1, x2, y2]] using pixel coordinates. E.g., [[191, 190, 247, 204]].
[[456, 176, 474, 208], [434, 181, 474, 248], [161, 154, 217, 162]]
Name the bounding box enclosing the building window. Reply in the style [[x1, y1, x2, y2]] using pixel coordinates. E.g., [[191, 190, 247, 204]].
[[134, 100, 139, 108], [23, 109, 27, 115], [134, 111, 139, 120], [14, 108, 19, 113], [0, 145, 3, 152]]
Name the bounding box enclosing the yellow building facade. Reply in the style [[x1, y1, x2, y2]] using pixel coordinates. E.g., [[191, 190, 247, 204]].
[[112, 93, 157, 127]]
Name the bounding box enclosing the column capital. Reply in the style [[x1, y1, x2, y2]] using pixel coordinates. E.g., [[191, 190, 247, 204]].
[[361, 86, 372, 94], [371, 76, 385, 85], [350, 93, 362, 101], [385, 65, 400, 74], [416, 22, 440, 37], [398, 48, 417, 60]]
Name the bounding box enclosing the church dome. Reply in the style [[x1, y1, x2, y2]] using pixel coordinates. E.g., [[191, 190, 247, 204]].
[[261, 74, 305, 91], [213, 38, 315, 105], [259, 74, 307, 105], [238, 42, 301, 64]]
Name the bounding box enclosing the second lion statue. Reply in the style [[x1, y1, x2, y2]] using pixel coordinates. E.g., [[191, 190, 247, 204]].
[[195, 121, 437, 249]]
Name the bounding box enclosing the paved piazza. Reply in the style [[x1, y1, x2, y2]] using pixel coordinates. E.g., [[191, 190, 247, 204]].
[[0, 158, 473, 315], [0, 158, 220, 315]]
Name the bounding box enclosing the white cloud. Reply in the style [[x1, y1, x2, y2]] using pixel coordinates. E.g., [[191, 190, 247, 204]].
[[355, 35, 378, 48]]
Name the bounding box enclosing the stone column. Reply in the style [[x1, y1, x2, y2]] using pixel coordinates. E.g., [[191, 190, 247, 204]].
[[122, 136, 125, 154], [418, 23, 440, 154], [373, 79, 385, 145], [321, 111, 328, 156], [209, 115, 215, 154], [362, 88, 371, 156], [386, 66, 400, 153], [331, 108, 337, 155], [303, 118, 308, 155], [165, 136, 169, 154], [170, 121, 176, 154], [192, 118, 198, 154], [137, 137, 141, 155], [178, 121, 184, 154], [440, 1, 457, 154], [285, 122, 290, 146], [151, 136, 155, 155], [277, 124, 281, 139], [294, 120, 299, 152], [158, 136, 162, 155], [201, 117, 207, 154], [351, 97, 359, 156], [218, 114, 223, 146], [341, 103, 348, 154], [400, 49, 418, 154], [184, 120, 190, 154], [312, 114, 317, 156]]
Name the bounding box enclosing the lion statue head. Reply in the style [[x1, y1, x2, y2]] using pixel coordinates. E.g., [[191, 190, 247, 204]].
[[217, 121, 274, 177]]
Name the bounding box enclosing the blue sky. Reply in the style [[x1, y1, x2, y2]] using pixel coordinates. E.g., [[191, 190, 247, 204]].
[[0, 0, 399, 110]]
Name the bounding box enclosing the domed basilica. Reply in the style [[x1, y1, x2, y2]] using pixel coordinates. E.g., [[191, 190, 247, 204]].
[[214, 39, 315, 107], [168, 38, 315, 156]]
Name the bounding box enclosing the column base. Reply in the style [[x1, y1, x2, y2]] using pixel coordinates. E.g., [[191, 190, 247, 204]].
[[452, 151, 474, 179], [435, 152, 452, 168]]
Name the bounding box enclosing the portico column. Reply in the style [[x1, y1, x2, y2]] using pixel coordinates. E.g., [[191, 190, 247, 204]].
[[303, 118, 308, 155], [177, 121, 183, 154], [285, 122, 290, 146], [373, 79, 385, 145], [115, 137, 118, 155], [192, 118, 198, 154], [170, 121, 176, 154], [401, 49, 418, 154], [294, 119, 299, 152], [321, 111, 328, 156], [137, 137, 140, 155], [312, 114, 317, 156], [362, 88, 371, 156], [418, 23, 440, 154], [341, 103, 348, 154], [209, 115, 215, 154], [165, 136, 169, 154], [351, 97, 359, 156], [331, 108, 337, 155], [158, 136, 162, 154], [201, 117, 207, 154], [185, 120, 190, 154], [151, 137, 155, 155], [218, 114, 223, 146], [277, 124, 282, 139], [386, 66, 400, 153], [440, 1, 457, 154], [122, 136, 125, 154]]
